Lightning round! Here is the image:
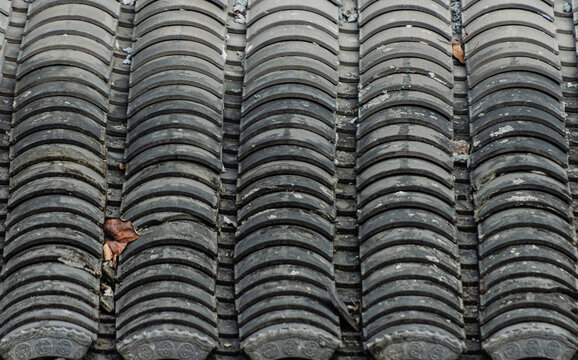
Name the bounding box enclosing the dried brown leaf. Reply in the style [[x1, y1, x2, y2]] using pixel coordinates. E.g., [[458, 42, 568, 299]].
[[103, 219, 139, 268], [105, 239, 128, 268], [104, 219, 139, 243], [452, 41, 465, 63], [103, 242, 113, 262], [106, 239, 128, 256]]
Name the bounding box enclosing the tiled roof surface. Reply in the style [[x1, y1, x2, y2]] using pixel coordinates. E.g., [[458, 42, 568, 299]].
[[0, 0, 575, 360]]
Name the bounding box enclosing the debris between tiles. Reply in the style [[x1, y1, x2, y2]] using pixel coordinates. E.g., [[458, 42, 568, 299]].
[[342, 7, 358, 23], [235, 14, 246, 24], [452, 140, 471, 155], [450, 0, 462, 34], [234, 0, 247, 24], [122, 47, 132, 65]]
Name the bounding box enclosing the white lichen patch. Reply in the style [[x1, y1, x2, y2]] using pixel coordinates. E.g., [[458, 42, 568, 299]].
[[508, 195, 538, 202], [376, 45, 393, 53], [490, 125, 514, 137], [292, 193, 304, 199], [360, 91, 389, 112], [428, 71, 448, 86]]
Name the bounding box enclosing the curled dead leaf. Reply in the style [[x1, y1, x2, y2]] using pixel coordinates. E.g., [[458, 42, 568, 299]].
[[452, 41, 465, 63], [104, 218, 139, 243], [106, 240, 128, 256], [105, 240, 128, 268], [103, 242, 113, 262], [103, 219, 139, 268]]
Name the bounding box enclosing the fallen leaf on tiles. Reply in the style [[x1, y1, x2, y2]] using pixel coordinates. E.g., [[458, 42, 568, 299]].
[[104, 218, 139, 243], [106, 239, 128, 268], [103, 242, 113, 262], [452, 41, 465, 63], [102, 219, 139, 268], [106, 239, 128, 256]]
